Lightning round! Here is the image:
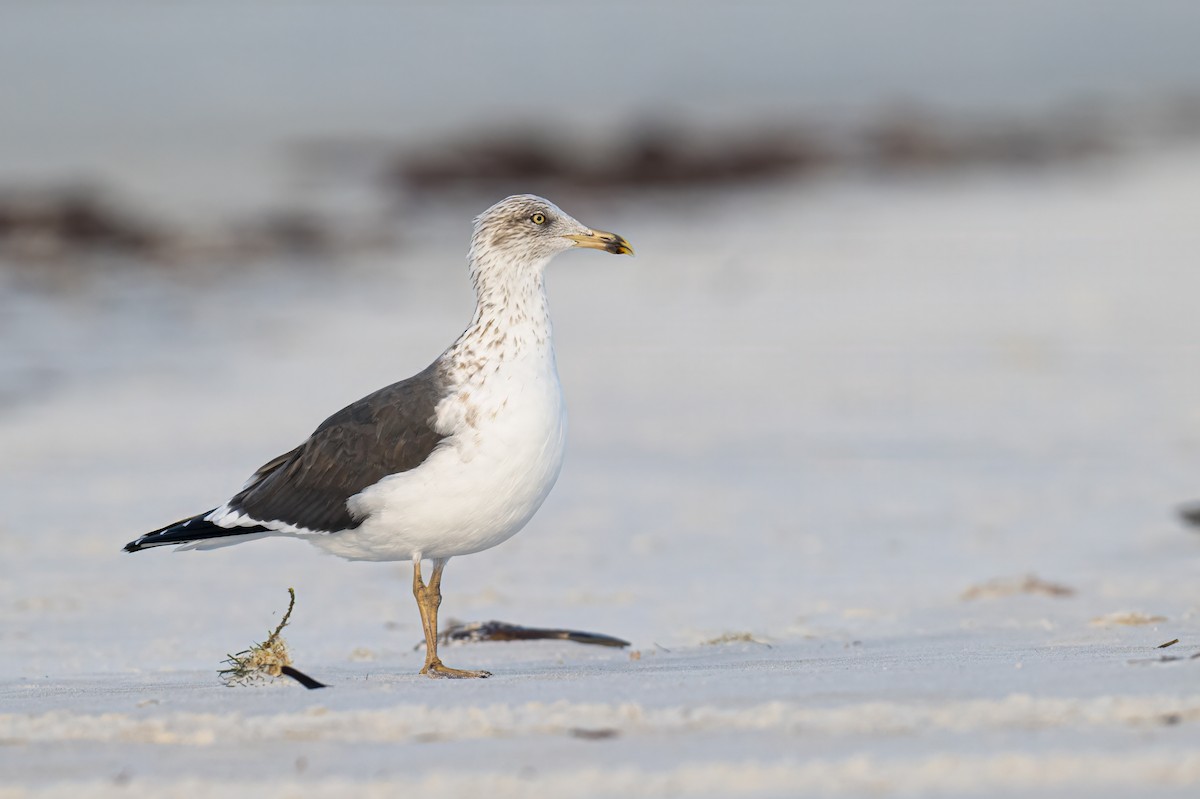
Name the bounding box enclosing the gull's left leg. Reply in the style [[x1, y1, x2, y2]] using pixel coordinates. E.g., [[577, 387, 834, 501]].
[[412, 556, 491, 679]]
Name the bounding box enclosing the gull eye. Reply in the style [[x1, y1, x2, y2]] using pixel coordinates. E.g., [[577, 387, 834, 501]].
[[530, 212, 547, 225]]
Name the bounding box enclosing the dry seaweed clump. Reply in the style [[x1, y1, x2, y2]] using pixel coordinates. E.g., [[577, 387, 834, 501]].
[[960, 574, 1076, 601], [701, 632, 772, 647], [1090, 611, 1168, 627], [219, 588, 325, 689]]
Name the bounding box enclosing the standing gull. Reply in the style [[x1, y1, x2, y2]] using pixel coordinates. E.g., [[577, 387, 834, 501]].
[[124, 194, 633, 678]]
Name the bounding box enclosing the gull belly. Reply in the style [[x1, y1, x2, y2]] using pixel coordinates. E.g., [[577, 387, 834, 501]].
[[320, 360, 567, 562]]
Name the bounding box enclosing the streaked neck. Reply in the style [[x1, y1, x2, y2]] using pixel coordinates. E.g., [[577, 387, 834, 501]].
[[448, 248, 556, 372]]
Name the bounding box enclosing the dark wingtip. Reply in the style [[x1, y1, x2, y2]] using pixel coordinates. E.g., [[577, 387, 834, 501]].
[[121, 509, 235, 554]]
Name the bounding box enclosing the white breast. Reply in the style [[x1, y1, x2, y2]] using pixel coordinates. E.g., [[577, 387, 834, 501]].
[[314, 347, 567, 562]]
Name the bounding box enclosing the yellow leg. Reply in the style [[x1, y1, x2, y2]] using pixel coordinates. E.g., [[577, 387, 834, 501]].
[[412, 556, 491, 679]]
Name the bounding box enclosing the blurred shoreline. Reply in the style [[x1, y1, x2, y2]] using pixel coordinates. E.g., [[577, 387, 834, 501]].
[[3, 1, 1199, 277], [2, 97, 1198, 276]]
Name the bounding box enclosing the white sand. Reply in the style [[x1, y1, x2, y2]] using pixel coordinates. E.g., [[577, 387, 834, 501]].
[[4, 148, 1200, 797]]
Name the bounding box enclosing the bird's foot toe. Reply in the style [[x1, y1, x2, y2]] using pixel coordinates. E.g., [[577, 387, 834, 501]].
[[421, 660, 491, 679]]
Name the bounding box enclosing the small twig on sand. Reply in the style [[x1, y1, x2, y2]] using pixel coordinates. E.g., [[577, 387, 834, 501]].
[[416, 619, 630, 650]]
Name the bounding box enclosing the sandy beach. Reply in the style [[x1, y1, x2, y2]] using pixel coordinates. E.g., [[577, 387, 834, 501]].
[[4, 3, 1200, 796]]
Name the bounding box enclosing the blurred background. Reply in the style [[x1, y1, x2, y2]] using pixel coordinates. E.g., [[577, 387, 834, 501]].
[[3, 0, 1200, 674]]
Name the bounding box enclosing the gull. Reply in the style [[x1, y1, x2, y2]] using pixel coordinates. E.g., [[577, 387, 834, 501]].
[[124, 194, 633, 678]]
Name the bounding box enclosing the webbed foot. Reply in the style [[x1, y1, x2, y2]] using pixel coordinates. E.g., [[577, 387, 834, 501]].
[[421, 659, 491, 679]]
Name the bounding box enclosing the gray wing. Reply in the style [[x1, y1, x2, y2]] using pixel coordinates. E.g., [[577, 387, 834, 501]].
[[227, 362, 447, 533]]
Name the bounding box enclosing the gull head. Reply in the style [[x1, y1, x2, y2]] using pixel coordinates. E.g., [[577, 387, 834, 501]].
[[470, 195, 634, 269]]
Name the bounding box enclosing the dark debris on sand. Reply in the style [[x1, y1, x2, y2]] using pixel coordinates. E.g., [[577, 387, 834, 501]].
[[379, 108, 1119, 199], [0, 186, 166, 262], [8, 99, 1197, 275], [426, 620, 631, 649]]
